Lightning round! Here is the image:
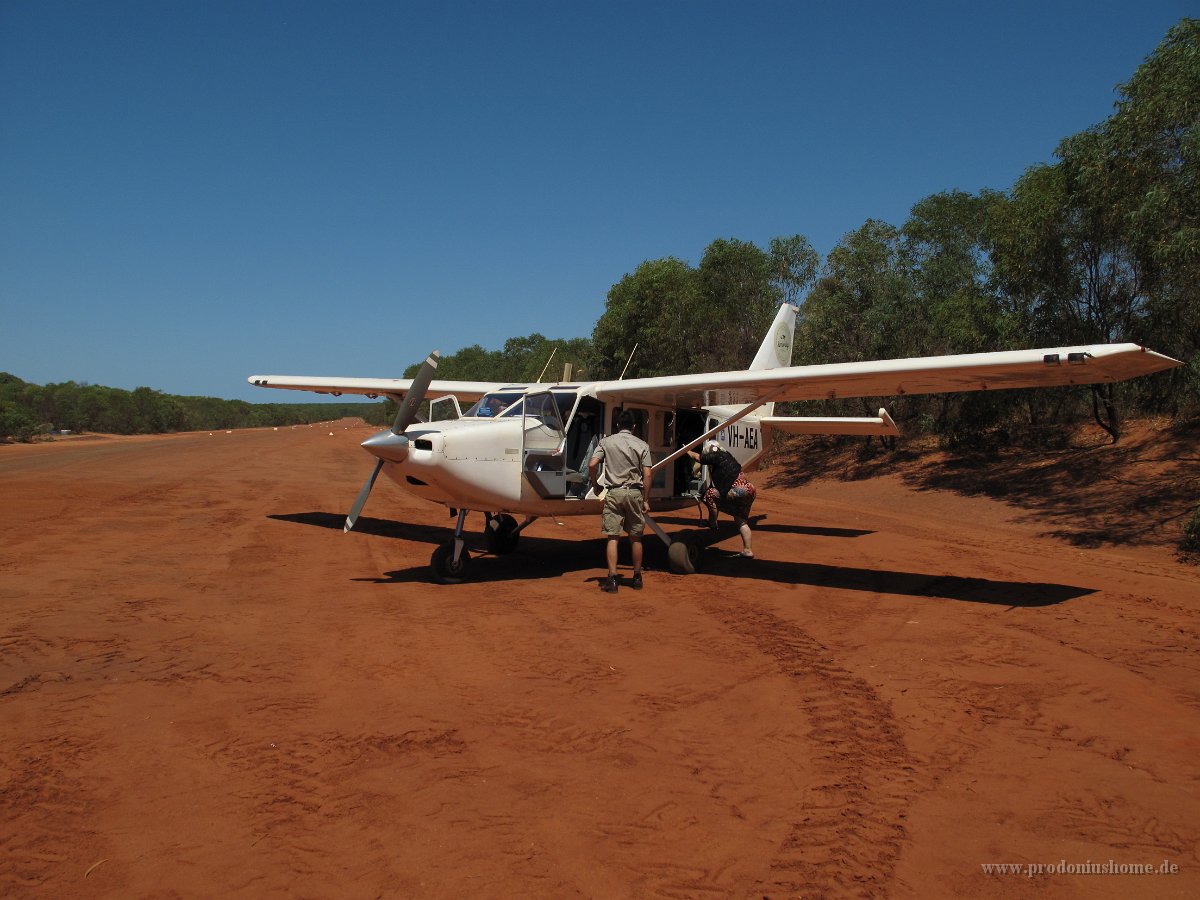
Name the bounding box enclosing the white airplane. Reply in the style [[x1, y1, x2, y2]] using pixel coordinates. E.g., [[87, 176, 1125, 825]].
[[249, 304, 1180, 582]]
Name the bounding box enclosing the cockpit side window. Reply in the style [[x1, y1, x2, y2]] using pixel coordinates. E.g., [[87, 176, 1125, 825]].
[[611, 407, 649, 437]]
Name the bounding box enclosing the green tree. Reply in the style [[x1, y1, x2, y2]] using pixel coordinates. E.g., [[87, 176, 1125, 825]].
[[901, 190, 1033, 443], [0, 402, 42, 441], [903, 190, 1012, 354], [768, 235, 820, 311], [695, 238, 779, 372], [590, 257, 699, 378], [590, 237, 790, 379], [499, 333, 557, 382], [439, 344, 501, 381], [1103, 18, 1199, 288], [1087, 17, 1200, 416], [797, 220, 913, 366], [405, 334, 593, 384]]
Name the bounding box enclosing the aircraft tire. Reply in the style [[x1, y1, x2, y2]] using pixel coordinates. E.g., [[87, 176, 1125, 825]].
[[485, 514, 520, 555], [667, 538, 700, 575], [431, 541, 471, 584]]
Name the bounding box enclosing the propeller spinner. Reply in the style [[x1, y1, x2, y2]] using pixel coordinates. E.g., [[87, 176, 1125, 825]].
[[344, 351, 440, 533]]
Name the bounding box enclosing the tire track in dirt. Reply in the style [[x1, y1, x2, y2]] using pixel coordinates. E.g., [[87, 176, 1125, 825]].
[[699, 597, 918, 898]]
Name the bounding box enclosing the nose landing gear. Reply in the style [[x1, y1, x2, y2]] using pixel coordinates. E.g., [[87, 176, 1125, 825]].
[[431, 511, 537, 583], [431, 509, 471, 584]]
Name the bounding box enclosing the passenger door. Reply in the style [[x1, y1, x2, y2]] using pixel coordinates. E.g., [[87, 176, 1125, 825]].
[[521, 391, 566, 500]]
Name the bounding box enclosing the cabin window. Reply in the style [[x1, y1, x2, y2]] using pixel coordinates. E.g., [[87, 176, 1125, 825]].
[[611, 407, 649, 438]]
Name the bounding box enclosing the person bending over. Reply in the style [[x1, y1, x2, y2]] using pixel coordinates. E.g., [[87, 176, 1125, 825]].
[[687, 439, 756, 558]]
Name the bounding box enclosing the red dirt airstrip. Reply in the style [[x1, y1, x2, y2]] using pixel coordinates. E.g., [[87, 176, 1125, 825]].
[[2, 419, 1197, 898]]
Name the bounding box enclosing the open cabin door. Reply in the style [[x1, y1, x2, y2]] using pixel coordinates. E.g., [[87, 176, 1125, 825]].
[[427, 395, 462, 422], [521, 391, 566, 500]]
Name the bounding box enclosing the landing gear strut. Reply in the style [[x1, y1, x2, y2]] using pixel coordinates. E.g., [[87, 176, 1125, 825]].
[[431, 509, 471, 584], [432, 511, 537, 583]]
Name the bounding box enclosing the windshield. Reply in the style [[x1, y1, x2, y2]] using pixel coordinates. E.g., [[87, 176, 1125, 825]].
[[463, 390, 578, 421], [464, 392, 524, 418]]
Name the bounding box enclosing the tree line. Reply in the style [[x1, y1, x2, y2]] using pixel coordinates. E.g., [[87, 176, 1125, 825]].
[[0, 372, 388, 442]]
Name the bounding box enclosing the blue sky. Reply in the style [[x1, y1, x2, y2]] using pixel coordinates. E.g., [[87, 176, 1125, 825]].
[[1, 1, 1191, 401]]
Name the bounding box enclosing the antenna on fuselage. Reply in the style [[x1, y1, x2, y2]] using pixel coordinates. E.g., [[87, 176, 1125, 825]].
[[618, 343, 639, 380], [535, 347, 557, 383]]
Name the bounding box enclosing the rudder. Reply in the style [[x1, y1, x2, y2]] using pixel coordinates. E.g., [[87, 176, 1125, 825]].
[[749, 303, 798, 372]]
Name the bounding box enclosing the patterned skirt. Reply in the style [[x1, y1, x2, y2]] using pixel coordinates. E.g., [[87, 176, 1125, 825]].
[[703, 473, 757, 521]]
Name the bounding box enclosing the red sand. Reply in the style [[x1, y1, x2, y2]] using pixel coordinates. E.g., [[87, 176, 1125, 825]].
[[2, 420, 1197, 898]]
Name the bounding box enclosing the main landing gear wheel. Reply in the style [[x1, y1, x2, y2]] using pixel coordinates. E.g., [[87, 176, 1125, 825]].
[[485, 513, 520, 554], [431, 541, 472, 584], [667, 537, 701, 574]]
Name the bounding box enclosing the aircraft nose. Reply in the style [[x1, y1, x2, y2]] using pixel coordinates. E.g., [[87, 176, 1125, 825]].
[[361, 428, 410, 463]]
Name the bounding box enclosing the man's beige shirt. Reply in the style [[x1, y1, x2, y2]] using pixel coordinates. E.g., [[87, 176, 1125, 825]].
[[592, 430, 652, 489]]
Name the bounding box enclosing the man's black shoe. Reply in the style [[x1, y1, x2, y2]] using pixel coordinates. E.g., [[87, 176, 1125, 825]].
[[600, 575, 619, 593], [631, 572, 643, 590]]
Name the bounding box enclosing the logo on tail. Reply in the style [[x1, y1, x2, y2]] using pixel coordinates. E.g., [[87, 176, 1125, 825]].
[[774, 324, 792, 367]]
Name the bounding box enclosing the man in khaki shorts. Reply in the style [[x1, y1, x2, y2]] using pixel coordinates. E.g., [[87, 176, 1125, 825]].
[[588, 410, 653, 593]]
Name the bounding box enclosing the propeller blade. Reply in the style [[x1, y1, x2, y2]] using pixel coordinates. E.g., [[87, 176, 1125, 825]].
[[345, 458, 385, 533], [345, 351, 440, 534], [392, 351, 440, 435]]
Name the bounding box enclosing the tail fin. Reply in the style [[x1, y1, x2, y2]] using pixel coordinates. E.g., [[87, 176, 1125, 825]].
[[747, 303, 798, 417], [749, 303, 797, 371]]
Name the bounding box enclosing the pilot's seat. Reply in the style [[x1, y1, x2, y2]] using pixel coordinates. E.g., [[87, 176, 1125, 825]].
[[565, 434, 598, 499]]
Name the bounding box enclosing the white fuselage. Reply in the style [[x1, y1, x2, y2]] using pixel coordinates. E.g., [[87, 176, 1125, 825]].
[[367, 386, 767, 518]]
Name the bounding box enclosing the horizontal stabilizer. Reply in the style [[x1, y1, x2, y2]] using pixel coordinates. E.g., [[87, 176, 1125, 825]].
[[761, 408, 899, 437]]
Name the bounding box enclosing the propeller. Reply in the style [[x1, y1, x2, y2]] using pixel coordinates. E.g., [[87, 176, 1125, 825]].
[[344, 458, 386, 534], [344, 351, 440, 533]]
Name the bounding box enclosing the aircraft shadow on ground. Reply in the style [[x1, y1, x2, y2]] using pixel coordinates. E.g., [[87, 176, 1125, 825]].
[[652, 514, 874, 539], [269, 511, 449, 541], [697, 550, 1093, 606], [268, 511, 604, 584], [267, 512, 1090, 604]]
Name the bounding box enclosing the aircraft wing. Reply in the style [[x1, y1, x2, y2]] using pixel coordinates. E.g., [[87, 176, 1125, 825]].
[[246, 374, 502, 403], [590, 344, 1181, 408]]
